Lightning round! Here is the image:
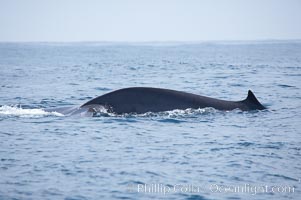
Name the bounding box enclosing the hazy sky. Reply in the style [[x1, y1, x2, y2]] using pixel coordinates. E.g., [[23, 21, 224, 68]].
[[0, 0, 300, 42]]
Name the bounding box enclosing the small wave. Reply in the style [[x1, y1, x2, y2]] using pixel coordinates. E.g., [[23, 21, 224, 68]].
[[278, 84, 296, 88], [0, 105, 63, 117]]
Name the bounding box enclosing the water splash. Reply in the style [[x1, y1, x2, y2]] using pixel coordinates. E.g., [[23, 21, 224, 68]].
[[92, 107, 218, 118], [0, 105, 63, 117]]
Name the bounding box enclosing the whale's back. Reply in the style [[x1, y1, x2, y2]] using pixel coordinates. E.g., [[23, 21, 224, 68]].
[[81, 87, 266, 114], [81, 87, 202, 113]]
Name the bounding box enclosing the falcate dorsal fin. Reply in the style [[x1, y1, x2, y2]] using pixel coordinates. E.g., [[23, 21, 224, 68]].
[[244, 90, 266, 110]]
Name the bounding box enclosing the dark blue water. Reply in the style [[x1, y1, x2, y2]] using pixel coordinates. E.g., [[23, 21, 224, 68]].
[[0, 42, 300, 200]]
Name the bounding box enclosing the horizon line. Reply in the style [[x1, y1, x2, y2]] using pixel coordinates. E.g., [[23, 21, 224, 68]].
[[0, 38, 301, 43]]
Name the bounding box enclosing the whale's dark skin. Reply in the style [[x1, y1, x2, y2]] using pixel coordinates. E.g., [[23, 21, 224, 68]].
[[80, 87, 266, 114]]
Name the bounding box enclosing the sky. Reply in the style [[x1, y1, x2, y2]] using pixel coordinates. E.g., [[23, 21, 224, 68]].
[[0, 0, 300, 42]]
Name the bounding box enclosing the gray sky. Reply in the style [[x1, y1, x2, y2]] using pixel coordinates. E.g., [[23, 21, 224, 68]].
[[0, 0, 300, 42]]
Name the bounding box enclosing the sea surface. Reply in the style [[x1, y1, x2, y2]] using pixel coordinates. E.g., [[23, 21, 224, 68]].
[[0, 41, 300, 200]]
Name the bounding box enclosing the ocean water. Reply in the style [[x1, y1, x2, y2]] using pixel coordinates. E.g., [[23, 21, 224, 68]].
[[0, 41, 300, 200]]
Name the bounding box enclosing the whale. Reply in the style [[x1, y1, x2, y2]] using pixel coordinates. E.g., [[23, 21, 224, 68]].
[[48, 87, 266, 115], [82, 87, 266, 113], [46, 87, 266, 116]]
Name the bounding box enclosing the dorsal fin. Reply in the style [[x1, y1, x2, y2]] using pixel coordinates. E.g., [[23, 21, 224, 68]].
[[243, 90, 266, 110]]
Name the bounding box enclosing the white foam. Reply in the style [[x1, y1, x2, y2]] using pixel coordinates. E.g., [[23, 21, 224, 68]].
[[0, 105, 64, 117], [120, 107, 217, 118]]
